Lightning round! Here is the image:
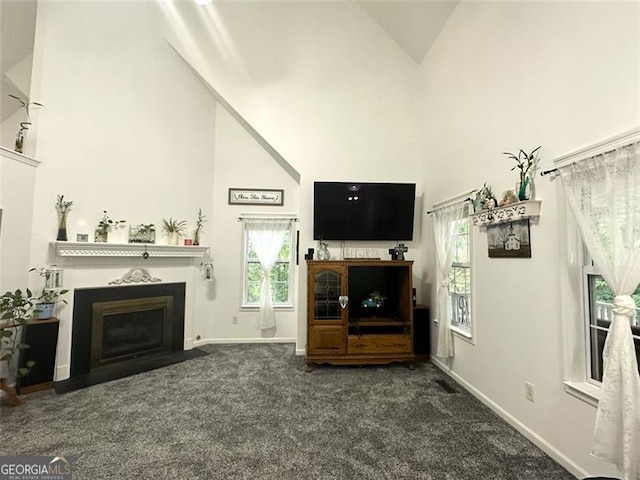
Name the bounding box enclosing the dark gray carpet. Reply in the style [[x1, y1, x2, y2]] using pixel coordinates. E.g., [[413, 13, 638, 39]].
[[0, 344, 575, 480]]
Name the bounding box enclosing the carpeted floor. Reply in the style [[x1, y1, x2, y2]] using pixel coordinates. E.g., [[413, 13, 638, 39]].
[[0, 344, 576, 480]]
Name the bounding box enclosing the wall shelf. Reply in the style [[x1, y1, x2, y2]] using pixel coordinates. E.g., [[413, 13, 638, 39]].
[[470, 200, 541, 228], [51, 242, 209, 258]]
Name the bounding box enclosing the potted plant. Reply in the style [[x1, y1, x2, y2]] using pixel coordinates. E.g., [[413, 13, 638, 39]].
[[193, 209, 207, 246], [95, 210, 126, 243], [503, 146, 541, 201], [162, 218, 187, 246], [34, 288, 69, 320], [0, 288, 37, 405], [8, 94, 43, 154], [29, 267, 69, 320]]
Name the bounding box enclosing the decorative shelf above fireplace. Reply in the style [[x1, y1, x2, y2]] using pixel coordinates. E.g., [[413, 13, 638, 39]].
[[51, 242, 209, 258]]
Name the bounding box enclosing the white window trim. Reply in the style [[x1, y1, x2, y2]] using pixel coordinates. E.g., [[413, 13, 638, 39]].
[[240, 220, 296, 310], [554, 128, 640, 407], [449, 223, 475, 343], [433, 194, 476, 344]]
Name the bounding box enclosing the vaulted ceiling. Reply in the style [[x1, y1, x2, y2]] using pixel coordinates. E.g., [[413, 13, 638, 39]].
[[0, 1, 457, 124]]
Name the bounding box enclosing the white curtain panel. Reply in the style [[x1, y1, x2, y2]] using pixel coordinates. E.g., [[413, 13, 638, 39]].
[[432, 202, 468, 358], [246, 219, 291, 330], [559, 141, 640, 480]]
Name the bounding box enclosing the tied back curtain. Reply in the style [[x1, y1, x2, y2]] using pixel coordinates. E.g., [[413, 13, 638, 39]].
[[432, 202, 468, 358], [558, 141, 640, 480], [245, 219, 291, 330]]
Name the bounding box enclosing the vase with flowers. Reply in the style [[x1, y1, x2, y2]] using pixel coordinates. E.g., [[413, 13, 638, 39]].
[[55, 194, 73, 241], [503, 146, 541, 201]]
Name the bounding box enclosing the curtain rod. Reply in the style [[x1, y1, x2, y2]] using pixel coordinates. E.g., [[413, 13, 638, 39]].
[[426, 197, 472, 215]]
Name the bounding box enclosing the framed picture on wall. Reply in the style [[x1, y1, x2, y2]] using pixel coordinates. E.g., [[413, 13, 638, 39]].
[[487, 219, 531, 258], [228, 188, 284, 206]]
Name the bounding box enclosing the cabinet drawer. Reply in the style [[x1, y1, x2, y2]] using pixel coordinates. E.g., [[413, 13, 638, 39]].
[[348, 335, 411, 354], [309, 326, 345, 354]]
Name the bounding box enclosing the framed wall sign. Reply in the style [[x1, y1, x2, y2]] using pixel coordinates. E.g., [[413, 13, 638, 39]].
[[228, 188, 284, 206]]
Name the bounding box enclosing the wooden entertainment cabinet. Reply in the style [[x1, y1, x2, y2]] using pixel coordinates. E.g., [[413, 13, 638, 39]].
[[305, 259, 415, 370]]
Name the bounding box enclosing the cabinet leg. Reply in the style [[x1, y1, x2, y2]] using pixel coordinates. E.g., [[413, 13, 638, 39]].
[[0, 378, 23, 406], [407, 362, 416, 371], [304, 363, 313, 373]]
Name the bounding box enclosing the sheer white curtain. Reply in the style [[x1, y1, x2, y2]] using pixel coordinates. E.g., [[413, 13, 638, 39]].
[[558, 141, 640, 480], [245, 219, 291, 330], [432, 202, 468, 358]]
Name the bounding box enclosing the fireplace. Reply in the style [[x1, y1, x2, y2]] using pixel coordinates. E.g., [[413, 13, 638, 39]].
[[67, 283, 186, 384], [91, 296, 175, 369]]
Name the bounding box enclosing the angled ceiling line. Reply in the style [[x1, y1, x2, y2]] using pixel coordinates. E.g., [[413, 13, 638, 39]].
[[167, 39, 301, 185]]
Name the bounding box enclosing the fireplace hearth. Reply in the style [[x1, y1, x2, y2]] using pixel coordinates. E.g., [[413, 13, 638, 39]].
[[55, 282, 206, 393]]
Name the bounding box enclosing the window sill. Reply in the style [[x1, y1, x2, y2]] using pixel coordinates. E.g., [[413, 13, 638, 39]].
[[240, 304, 294, 311], [563, 381, 600, 407], [451, 325, 474, 344]]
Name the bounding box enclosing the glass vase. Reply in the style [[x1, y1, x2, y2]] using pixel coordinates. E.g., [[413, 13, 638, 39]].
[[15, 130, 24, 154], [56, 211, 68, 241], [95, 228, 108, 243], [516, 176, 531, 201], [193, 230, 200, 246]]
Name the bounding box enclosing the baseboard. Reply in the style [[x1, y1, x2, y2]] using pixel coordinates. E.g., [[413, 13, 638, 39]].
[[193, 337, 297, 347], [430, 356, 587, 479]]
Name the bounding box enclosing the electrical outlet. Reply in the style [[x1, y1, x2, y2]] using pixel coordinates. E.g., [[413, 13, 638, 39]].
[[525, 382, 535, 402], [232, 316, 238, 325]]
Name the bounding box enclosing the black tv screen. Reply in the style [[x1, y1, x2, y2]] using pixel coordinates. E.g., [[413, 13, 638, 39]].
[[313, 182, 416, 241]]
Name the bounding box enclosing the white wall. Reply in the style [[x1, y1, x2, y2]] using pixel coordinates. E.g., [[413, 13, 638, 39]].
[[23, 1, 424, 359], [420, 2, 639, 478], [26, 1, 216, 378], [162, 1, 425, 350]]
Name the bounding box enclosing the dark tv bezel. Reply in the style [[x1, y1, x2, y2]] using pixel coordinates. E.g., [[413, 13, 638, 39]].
[[313, 181, 416, 241]]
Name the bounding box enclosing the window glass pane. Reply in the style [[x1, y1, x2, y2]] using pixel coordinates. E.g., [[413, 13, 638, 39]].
[[586, 274, 640, 382], [244, 226, 293, 306], [448, 219, 471, 332]]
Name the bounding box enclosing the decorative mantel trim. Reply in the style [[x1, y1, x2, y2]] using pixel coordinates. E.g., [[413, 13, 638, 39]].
[[471, 200, 541, 228], [0, 145, 40, 167], [52, 241, 209, 258], [108, 267, 162, 285]]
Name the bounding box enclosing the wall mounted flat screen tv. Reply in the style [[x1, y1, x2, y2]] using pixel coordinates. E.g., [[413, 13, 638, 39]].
[[313, 182, 416, 241]]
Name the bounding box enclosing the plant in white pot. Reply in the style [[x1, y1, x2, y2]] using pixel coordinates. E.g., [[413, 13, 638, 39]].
[[162, 218, 187, 246], [0, 288, 37, 405]]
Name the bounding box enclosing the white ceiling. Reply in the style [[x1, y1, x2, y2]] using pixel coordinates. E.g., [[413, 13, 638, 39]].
[[359, 1, 458, 64], [0, 1, 457, 122]]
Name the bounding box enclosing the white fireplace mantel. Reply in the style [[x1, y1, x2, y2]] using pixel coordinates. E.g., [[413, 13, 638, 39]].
[[51, 241, 209, 258]]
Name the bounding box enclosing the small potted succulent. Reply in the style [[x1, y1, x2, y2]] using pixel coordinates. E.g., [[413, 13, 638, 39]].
[[162, 218, 187, 245]]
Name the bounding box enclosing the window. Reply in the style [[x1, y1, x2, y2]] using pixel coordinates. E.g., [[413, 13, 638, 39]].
[[582, 255, 640, 384], [448, 218, 472, 335], [242, 222, 294, 308]]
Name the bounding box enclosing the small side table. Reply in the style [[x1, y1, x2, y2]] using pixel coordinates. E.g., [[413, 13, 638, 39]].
[[17, 317, 60, 394]]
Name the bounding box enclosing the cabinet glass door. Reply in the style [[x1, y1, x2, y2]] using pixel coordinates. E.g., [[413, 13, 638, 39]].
[[313, 270, 342, 320]]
